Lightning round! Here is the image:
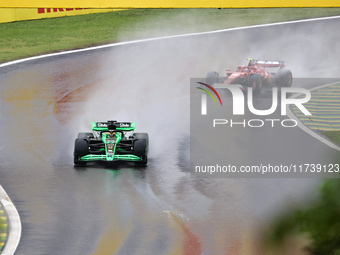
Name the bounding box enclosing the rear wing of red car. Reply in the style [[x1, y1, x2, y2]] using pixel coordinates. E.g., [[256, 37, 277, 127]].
[[254, 60, 285, 68]]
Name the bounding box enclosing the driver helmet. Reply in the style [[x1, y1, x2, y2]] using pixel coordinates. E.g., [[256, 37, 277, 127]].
[[248, 59, 256, 66], [108, 132, 115, 138]]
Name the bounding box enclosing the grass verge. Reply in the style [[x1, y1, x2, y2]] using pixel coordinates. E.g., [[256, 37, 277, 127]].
[[0, 205, 7, 253], [322, 131, 340, 145], [1, 8, 340, 63]]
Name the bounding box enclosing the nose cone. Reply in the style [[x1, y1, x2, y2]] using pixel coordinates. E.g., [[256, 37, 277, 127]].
[[106, 141, 116, 161]]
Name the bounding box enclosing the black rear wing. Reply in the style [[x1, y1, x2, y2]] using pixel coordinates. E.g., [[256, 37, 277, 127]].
[[92, 121, 136, 131]]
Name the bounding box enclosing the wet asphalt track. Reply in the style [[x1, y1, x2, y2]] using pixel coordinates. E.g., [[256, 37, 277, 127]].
[[0, 17, 340, 254]]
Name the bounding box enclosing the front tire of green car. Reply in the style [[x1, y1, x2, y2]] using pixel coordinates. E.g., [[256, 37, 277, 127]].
[[74, 139, 88, 166], [133, 133, 148, 166]]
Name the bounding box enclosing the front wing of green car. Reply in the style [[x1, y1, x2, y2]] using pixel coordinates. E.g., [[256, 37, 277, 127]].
[[79, 154, 143, 162]]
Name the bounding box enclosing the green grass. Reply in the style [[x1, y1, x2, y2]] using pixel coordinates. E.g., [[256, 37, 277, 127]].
[[322, 131, 340, 145], [1, 8, 340, 63], [0, 208, 6, 252], [0, 220, 4, 232], [0, 218, 5, 232]]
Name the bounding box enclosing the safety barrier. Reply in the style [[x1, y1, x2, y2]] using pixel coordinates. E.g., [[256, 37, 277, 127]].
[[1, 0, 340, 8], [0, 8, 121, 23]]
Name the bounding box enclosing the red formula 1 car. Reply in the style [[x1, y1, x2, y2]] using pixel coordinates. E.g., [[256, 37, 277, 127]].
[[205, 59, 293, 96]]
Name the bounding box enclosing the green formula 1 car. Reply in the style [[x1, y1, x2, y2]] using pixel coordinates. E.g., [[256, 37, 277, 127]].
[[74, 120, 148, 166]]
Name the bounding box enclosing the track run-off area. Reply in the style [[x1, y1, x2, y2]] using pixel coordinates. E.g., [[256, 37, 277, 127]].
[[292, 83, 340, 131], [0, 16, 340, 255]]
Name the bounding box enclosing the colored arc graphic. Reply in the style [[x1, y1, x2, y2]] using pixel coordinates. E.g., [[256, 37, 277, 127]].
[[196, 87, 217, 105], [196, 82, 223, 106]]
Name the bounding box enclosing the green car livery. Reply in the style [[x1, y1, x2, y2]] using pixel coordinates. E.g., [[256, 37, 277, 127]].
[[74, 120, 148, 166]]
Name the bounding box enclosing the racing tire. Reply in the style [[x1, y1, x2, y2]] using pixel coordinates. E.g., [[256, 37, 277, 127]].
[[275, 70, 293, 87], [77, 132, 94, 139], [205, 71, 220, 86], [74, 139, 89, 166], [133, 133, 148, 165], [249, 74, 262, 97]]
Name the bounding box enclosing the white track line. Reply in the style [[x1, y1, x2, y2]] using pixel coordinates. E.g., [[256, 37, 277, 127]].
[[0, 186, 21, 255], [287, 81, 340, 152]]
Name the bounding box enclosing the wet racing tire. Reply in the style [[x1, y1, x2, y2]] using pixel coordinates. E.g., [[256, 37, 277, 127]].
[[133, 133, 148, 165], [205, 71, 220, 86], [275, 70, 293, 87], [249, 74, 262, 97], [74, 139, 89, 166]]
